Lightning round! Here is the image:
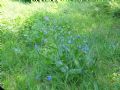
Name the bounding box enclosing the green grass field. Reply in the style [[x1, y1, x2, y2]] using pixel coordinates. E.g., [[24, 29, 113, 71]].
[[0, 0, 120, 90]]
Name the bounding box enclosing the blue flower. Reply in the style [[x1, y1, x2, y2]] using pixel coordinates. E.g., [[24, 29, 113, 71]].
[[47, 76, 52, 81], [76, 35, 81, 39], [62, 45, 70, 52], [81, 44, 89, 53]]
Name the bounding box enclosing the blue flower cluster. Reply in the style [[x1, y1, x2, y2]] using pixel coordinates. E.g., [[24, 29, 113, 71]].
[[47, 76, 52, 81]]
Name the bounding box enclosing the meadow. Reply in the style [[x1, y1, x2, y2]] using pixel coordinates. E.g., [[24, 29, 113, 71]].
[[0, 0, 120, 90]]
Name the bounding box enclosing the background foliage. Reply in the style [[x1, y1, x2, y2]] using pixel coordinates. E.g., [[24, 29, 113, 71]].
[[0, 0, 120, 90]]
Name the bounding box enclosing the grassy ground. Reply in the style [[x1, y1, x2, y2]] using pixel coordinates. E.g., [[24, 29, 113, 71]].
[[0, 0, 120, 90]]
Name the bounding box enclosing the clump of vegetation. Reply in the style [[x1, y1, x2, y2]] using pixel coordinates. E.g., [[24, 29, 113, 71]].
[[95, 0, 120, 18], [1, 0, 120, 90]]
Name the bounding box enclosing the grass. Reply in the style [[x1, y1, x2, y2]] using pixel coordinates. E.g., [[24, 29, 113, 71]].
[[0, 0, 120, 90]]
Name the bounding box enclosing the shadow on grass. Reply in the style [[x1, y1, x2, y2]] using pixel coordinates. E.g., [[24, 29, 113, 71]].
[[12, 0, 31, 3]]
